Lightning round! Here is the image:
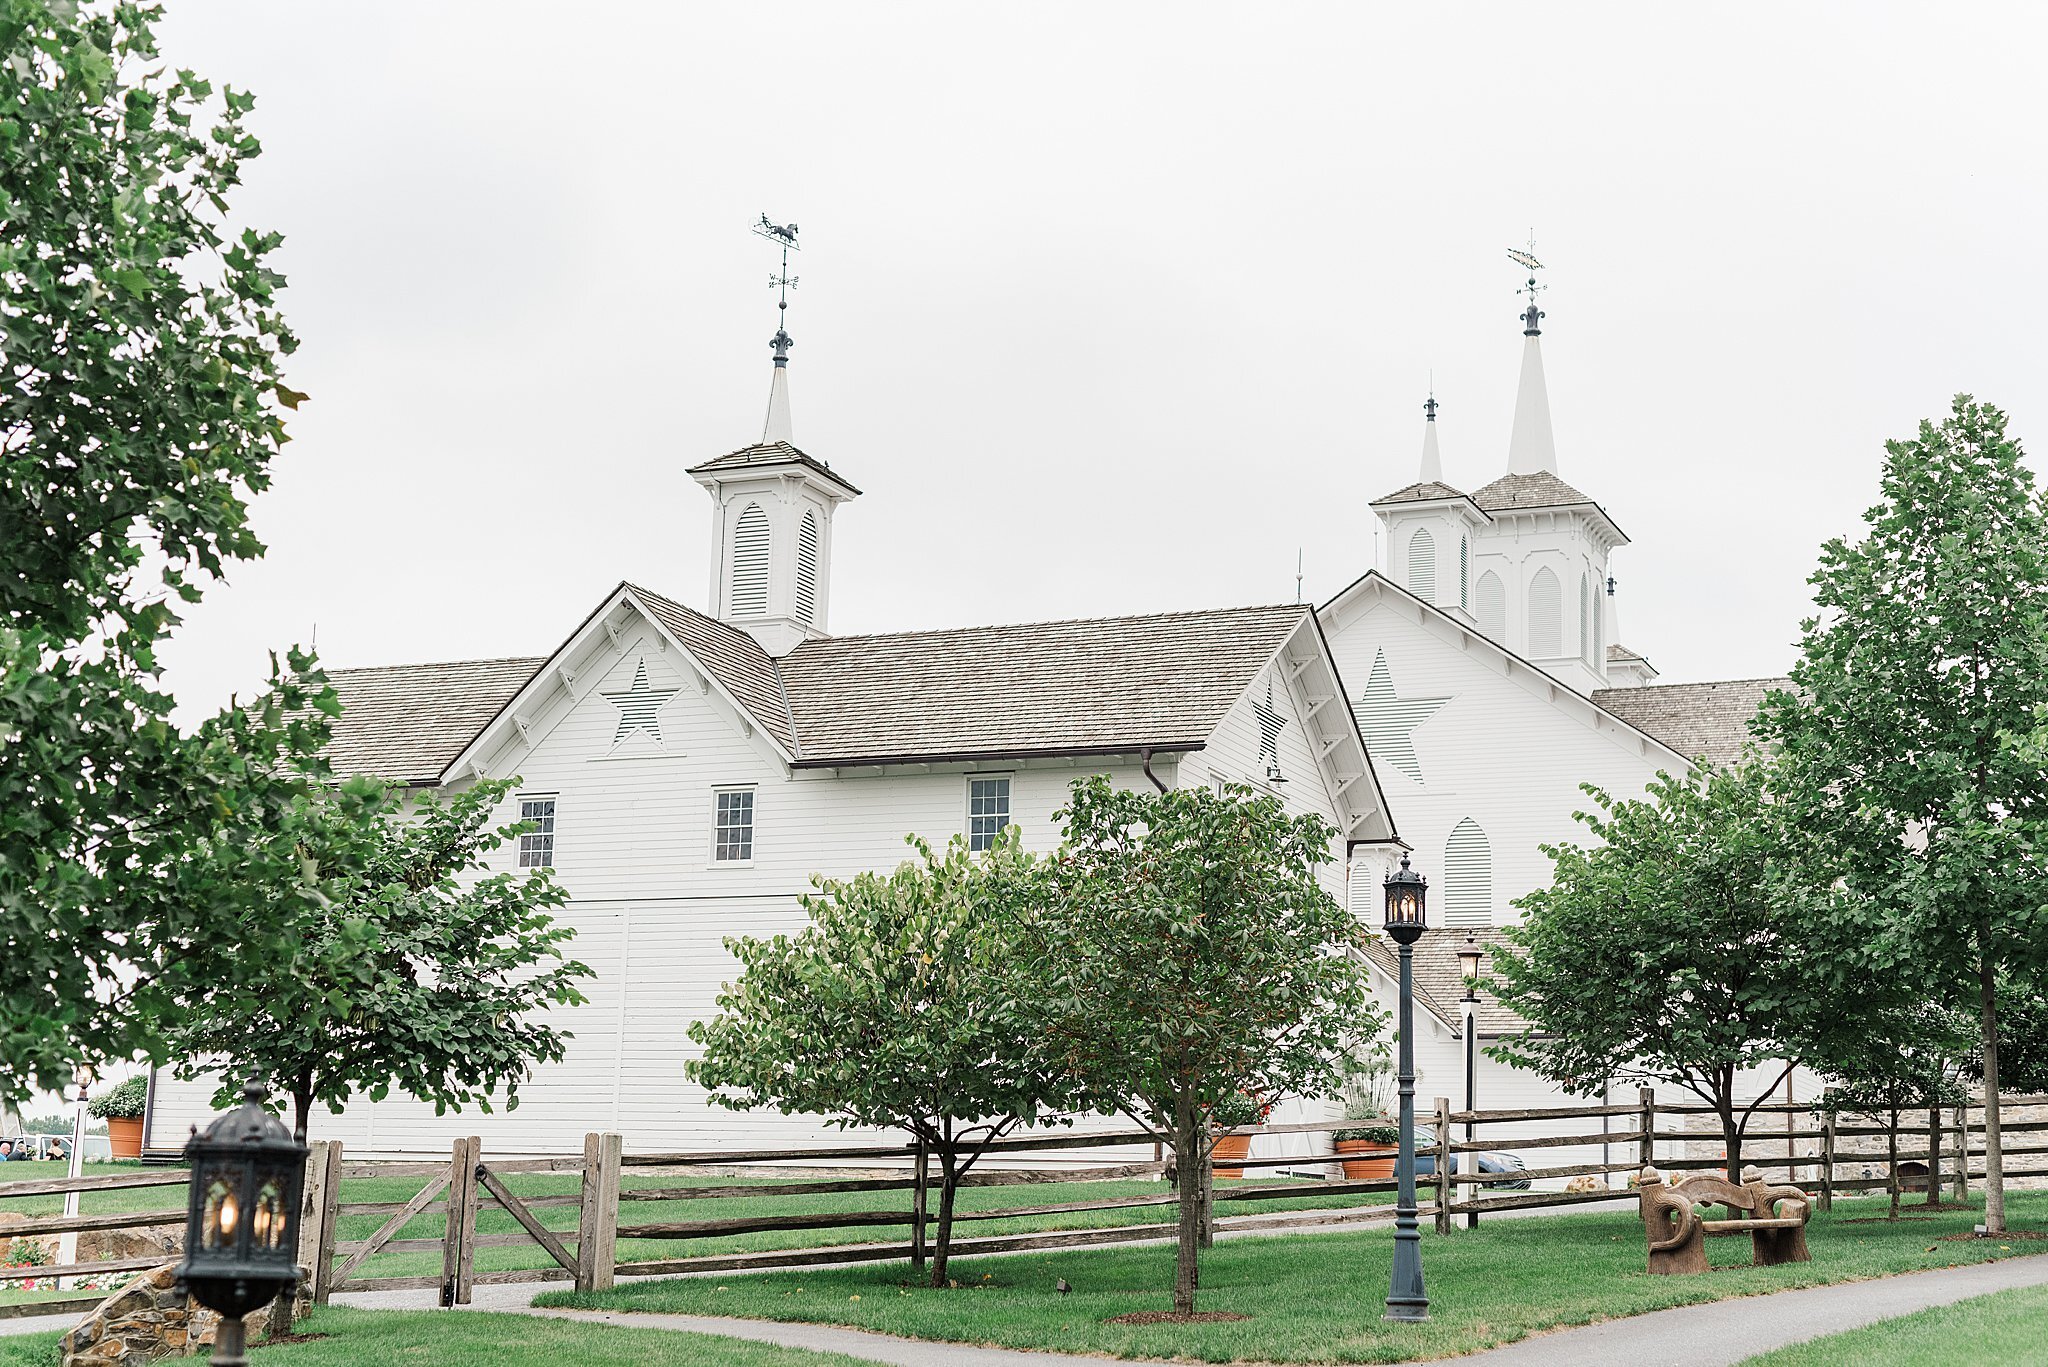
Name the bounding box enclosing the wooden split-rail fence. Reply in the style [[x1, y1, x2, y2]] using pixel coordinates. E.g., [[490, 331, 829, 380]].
[[7, 1091, 2047, 1318]]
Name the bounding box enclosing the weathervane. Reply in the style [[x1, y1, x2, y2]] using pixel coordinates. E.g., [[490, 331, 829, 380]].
[[753, 214, 800, 365], [1507, 233, 1545, 337]]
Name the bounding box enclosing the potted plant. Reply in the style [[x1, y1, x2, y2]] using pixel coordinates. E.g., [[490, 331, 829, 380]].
[[88, 1077, 148, 1160], [1207, 1092, 1270, 1179], [1332, 1102, 1400, 1180]]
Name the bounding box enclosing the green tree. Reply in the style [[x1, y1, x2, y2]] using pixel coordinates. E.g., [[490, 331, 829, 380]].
[[0, 0, 331, 1100], [1491, 762, 1849, 1181], [168, 778, 592, 1140], [1760, 396, 2048, 1234], [689, 832, 1071, 1288], [1027, 778, 1382, 1317], [1813, 1003, 1971, 1219]]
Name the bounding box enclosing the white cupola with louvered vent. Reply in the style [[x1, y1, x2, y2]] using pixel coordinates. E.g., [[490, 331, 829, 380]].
[[687, 439, 860, 657]]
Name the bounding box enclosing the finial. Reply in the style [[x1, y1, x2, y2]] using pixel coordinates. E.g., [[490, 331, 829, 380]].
[[1508, 238, 1546, 337], [754, 214, 800, 367], [1424, 393, 1438, 423]]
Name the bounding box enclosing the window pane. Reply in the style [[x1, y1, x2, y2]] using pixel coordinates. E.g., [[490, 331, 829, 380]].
[[967, 776, 1011, 852], [715, 790, 754, 861], [518, 798, 556, 868]]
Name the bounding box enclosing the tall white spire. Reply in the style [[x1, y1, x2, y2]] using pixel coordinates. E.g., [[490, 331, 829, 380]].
[[762, 330, 793, 444], [1418, 393, 1442, 483], [1505, 284, 1557, 475]]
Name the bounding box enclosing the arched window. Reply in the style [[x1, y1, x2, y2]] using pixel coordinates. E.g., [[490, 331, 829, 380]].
[[1459, 537, 1470, 610], [1528, 567, 1562, 657], [795, 511, 821, 624], [1407, 528, 1436, 603], [1475, 570, 1506, 642], [1580, 573, 1591, 663], [1444, 818, 1492, 927], [730, 503, 770, 616]]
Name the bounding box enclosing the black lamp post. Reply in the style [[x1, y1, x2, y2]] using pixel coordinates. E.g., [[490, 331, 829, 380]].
[[176, 1075, 307, 1366], [1457, 933, 1484, 1231], [1382, 854, 1429, 1322]]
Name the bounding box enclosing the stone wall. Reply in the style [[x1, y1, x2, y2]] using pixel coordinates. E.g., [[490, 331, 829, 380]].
[[58, 1265, 277, 1366]]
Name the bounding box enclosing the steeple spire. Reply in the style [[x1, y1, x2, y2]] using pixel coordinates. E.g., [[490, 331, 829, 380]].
[[1419, 391, 1443, 484], [1505, 243, 1557, 475], [753, 214, 800, 445]]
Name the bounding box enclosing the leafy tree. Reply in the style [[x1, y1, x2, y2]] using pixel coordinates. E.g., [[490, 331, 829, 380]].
[[1759, 396, 2048, 1234], [168, 778, 592, 1140], [1490, 761, 1850, 1181], [0, 0, 332, 1099], [1972, 974, 2048, 1096], [1813, 1003, 1971, 1219], [689, 832, 1071, 1287], [1026, 778, 1382, 1317]]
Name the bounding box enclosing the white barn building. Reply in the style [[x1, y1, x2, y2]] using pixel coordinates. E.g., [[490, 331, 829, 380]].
[[147, 279, 1797, 1169]]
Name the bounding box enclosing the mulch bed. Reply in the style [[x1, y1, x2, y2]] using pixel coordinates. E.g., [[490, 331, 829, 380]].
[[1106, 1311, 1251, 1324], [1936, 1230, 2048, 1242]]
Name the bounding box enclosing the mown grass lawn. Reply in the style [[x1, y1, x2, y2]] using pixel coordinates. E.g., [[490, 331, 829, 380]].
[[2, 1160, 1369, 1299], [1740, 1280, 2048, 1366], [539, 1192, 2048, 1364], [0, 1306, 875, 1366]]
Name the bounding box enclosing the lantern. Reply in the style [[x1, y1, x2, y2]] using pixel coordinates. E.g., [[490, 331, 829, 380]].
[[176, 1075, 306, 1366], [1382, 854, 1428, 944], [1457, 933, 1484, 1001]]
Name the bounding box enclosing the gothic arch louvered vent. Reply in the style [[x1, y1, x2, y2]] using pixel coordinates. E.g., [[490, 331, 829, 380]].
[[1408, 527, 1436, 603], [1459, 537, 1470, 610], [1475, 570, 1506, 642], [730, 503, 771, 617], [795, 511, 821, 624], [1529, 567, 1562, 657], [1443, 818, 1492, 927]]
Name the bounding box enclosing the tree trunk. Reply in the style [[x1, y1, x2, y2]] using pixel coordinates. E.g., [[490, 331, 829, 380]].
[[292, 1081, 314, 1146], [1172, 1101, 1202, 1316], [1718, 1104, 1744, 1184], [1886, 1106, 1900, 1221], [926, 1152, 961, 1289], [1196, 1126, 1215, 1250], [1980, 957, 2005, 1234]]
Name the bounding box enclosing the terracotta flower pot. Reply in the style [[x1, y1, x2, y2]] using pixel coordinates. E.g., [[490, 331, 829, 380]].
[[1212, 1133, 1253, 1179], [1335, 1139, 1397, 1180], [106, 1116, 144, 1160]]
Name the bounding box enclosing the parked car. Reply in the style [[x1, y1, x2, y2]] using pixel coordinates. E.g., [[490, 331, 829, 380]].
[[1410, 1127, 1532, 1188]]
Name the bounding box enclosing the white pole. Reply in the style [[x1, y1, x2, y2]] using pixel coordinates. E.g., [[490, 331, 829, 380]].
[[57, 1078, 89, 1288]]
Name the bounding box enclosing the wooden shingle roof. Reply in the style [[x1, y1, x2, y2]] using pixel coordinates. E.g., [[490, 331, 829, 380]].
[[1590, 676, 1791, 768], [683, 440, 861, 496], [315, 657, 543, 785], [1359, 928, 1531, 1037]]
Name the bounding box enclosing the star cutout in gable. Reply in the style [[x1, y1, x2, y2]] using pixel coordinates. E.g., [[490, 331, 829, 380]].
[[602, 659, 679, 746], [1353, 649, 1451, 785], [1251, 677, 1288, 781]]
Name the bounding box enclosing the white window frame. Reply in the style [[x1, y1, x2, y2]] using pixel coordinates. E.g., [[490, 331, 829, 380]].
[[516, 794, 558, 869], [966, 773, 1013, 852], [711, 786, 756, 865]]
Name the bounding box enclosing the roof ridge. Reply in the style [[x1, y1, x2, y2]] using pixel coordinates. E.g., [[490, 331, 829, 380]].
[[802, 602, 1307, 649], [1595, 674, 1792, 693], [323, 655, 545, 677]]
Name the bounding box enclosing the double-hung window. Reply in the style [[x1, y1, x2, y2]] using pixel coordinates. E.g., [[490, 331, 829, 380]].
[[714, 788, 755, 863], [967, 775, 1012, 852], [517, 796, 557, 868]]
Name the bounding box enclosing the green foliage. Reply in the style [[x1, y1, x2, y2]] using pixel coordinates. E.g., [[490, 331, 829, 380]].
[[1206, 1092, 1269, 1129], [1490, 761, 1848, 1176], [1972, 975, 2048, 1095], [1759, 395, 2048, 1230], [84, 1075, 147, 1120], [166, 777, 591, 1138], [0, 0, 331, 1099], [689, 830, 1070, 1286], [1026, 777, 1383, 1313]]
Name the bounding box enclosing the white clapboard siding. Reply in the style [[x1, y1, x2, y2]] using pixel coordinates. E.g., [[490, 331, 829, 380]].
[[1527, 567, 1562, 658]]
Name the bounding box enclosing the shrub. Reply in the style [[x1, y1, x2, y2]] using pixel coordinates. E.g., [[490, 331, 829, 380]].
[[86, 1076, 148, 1120]]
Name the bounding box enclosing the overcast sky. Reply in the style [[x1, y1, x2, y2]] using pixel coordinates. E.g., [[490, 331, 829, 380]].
[[148, 1, 2048, 714]]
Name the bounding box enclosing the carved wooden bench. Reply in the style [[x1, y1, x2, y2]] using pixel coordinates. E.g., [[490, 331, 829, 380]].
[[1637, 1165, 1812, 1275]]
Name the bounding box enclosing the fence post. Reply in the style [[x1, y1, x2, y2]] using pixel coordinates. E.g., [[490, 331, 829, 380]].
[[1432, 1097, 1452, 1234], [294, 1141, 339, 1317], [312, 1140, 343, 1305], [1926, 1105, 1941, 1207], [440, 1136, 482, 1307], [910, 1140, 929, 1272], [574, 1132, 623, 1294], [1819, 1113, 1835, 1213], [1638, 1087, 1656, 1175], [1953, 1103, 1970, 1203]]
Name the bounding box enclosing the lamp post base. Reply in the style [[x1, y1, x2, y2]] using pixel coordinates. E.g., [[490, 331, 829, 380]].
[[1383, 1298, 1431, 1323], [211, 1317, 248, 1367]]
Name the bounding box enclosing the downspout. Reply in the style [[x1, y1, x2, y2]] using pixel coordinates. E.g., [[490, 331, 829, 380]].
[[1141, 747, 1168, 793]]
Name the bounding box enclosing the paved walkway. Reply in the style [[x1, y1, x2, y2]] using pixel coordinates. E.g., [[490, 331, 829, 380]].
[[9, 1249, 2048, 1363]]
